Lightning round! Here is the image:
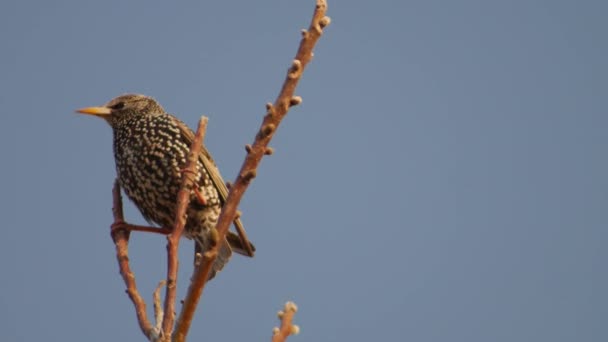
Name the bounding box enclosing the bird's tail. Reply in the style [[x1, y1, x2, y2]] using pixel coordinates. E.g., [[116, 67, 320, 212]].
[[194, 235, 233, 281], [226, 231, 256, 256]]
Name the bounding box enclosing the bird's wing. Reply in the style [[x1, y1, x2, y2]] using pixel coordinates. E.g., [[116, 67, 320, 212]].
[[172, 116, 254, 257]]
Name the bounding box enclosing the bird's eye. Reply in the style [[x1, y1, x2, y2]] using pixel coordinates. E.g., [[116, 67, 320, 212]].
[[110, 102, 125, 110]]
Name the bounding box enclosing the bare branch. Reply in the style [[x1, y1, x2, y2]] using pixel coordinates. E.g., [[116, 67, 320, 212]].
[[111, 180, 154, 338], [272, 302, 300, 342], [154, 280, 166, 334], [173, 1, 330, 340], [162, 117, 209, 337]]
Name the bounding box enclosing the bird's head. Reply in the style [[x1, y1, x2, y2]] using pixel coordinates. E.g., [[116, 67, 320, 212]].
[[76, 94, 165, 128]]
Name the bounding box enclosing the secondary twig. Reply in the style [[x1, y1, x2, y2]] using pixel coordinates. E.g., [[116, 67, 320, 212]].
[[154, 280, 166, 334], [272, 302, 300, 342], [172, 1, 330, 341], [111, 180, 154, 338], [161, 117, 209, 338]]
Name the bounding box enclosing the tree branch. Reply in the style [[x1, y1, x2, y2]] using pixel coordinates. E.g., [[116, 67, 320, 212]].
[[154, 280, 166, 334], [172, 1, 331, 341], [272, 302, 300, 342], [161, 117, 209, 338], [111, 180, 155, 339]]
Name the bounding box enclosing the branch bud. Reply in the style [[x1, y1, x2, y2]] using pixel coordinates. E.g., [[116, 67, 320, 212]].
[[261, 123, 276, 137], [241, 169, 257, 181], [266, 102, 274, 112], [290, 325, 301, 335], [288, 59, 302, 79], [289, 96, 302, 107], [320, 16, 331, 28], [285, 301, 298, 312]]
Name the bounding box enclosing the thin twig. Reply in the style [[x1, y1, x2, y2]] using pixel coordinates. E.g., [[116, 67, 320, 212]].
[[111, 180, 154, 338], [161, 117, 209, 338], [173, 2, 330, 341], [154, 280, 166, 334], [113, 222, 173, 235], [272, 302, 300, 342]]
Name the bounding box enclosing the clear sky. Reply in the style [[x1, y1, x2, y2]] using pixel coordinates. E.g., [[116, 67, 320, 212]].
[[0, 1, 606, 341]]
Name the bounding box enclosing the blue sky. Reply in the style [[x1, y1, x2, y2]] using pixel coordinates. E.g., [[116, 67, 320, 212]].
[[0, 1, 606, 341]]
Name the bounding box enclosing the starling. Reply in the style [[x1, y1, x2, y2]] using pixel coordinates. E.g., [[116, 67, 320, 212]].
[[77, 94, 254, 280]]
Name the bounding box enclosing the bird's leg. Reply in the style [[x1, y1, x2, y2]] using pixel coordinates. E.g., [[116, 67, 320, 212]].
[[111, 220, 172, 236], [180, 168, 207, 205]]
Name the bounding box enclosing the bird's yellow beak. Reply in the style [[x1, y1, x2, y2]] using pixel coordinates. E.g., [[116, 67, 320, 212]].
[[75, 106, 112, 117]]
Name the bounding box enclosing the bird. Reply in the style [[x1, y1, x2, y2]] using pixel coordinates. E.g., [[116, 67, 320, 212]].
[[76, 94, 254, 280]]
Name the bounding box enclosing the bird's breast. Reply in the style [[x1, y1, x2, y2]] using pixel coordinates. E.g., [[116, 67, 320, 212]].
[[111, 116, 220, 233]]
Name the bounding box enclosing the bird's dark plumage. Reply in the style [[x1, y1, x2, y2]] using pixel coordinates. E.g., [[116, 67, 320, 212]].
[[77, 94, 253, 279]]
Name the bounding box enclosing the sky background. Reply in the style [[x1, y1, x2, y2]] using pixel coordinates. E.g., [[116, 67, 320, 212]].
[[0, 0, 606, 341]]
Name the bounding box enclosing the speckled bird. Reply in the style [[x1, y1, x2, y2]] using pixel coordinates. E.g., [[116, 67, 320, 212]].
[[76, 94, 254, 279]]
